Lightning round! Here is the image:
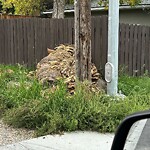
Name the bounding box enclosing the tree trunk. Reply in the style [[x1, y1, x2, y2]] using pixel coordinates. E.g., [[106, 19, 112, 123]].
[[74, 0, 91, 81], [52, 0, 65, 18]]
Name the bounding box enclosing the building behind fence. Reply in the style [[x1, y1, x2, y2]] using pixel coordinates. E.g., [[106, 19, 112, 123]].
[[0, 16, 150, 76]]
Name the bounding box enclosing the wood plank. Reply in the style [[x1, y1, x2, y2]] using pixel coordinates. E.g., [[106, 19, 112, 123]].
[[26, 18, 30, 67], [15, 19, 19, 64], [8, 19, 14, 64], [124, 24, 130, 74], [13, 19, 18, 64], [44, 18, 51, 54], [64, 19, 68, 44], [32, 18, 37, 65], [43, 18, 48, 58], [5, 20, 10, 64], [68, 18, 73, 45], [128, 24, 134, 76], [91, 17, 95, 64], [132, 25, 138, 76], [137, 26, 142, 76], [3, 19, 6, 64], [35, 18, 42, 63], [0, 20, 4, 63], [30, 18, 36, 67], [141, 26, 146, 75], [0, 20, 2, 63], [41, 18, 46, 58], [17, 19, 23, 64], [54, 19, 59, 47], [148, 27, 150, 74], [58, 19, 64, 45], [94, 16, 102, 73], [47, 19, 52, 49], [8, 19, 13, 64], [101, 15, 108, 75], [22, 18, 28, 65], [50, 19, 55, 48], [145, 26, 150, 74], [119, 23, 126, 69], [26, 18, 35, 67], [118, 24, 121, 67], [71, 18, 74, 44]]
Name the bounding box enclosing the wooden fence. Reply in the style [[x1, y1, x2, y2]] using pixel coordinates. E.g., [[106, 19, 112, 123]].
[[0, 16, 150, 76], [119, 24, 150, 76]]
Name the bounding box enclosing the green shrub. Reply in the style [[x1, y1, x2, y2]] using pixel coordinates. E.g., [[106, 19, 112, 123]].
[[1, 64, 150, 136]]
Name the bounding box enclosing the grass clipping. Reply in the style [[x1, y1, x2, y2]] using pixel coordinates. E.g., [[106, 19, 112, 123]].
[[35, 44, 106, 94]]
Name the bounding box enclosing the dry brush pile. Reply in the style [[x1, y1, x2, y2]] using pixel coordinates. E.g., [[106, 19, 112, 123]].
[[35, 44, 106, 94]]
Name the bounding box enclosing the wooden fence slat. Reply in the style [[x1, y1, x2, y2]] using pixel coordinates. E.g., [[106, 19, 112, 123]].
[[47, 19, 52, 49], [128, 25, 134, 76], [22, 18, 28, 64], [36, 18, 43, 63], [141, 26, 146, 75], [13, 19, 18, 64], [71, 19, 75, 44], [58, 19, 64, 45], [94, 17, 101, 72], [0, 20, 5, 63], [124, 24, 130, 74], [3, 20, 6, 63], [26, 18, 35, 67], [5, 20, 10, 64], [145, 27, 149, 74], [137, 26, 142, 76], [50, 19, 55, 48], [54, 19, 59, 47], [41, 19, 47, 58], [44, 18, 51, 54], [132, 25, 138, 76], [101, 16, 108, 75], [0, 20, 2, 63], [119, 23, 126, 68], [64, 19, 68, 44], [17, 19, 23, 64], [91, 17, 95, 64], [148, 28, 150, 73]]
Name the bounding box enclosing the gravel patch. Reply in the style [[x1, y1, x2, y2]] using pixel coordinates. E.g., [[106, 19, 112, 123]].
[[0, 120, 35, 146]]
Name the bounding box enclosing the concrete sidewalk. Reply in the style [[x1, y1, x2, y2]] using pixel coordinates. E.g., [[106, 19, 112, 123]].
[[0, 119, 147, 150], [0, 131, 114, 150]]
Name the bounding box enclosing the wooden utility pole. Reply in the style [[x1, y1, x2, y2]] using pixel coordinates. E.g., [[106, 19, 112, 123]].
[[74, 0, 91, 81]]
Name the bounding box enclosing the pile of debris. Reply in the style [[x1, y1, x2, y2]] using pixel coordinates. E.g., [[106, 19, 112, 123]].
[[35, 44, 106, 94]]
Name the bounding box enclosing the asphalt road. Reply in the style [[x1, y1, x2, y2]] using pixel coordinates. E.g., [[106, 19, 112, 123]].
[[135, 119, 150, 150]]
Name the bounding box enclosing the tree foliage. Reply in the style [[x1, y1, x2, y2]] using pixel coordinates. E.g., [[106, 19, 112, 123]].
[[99, 0, 142, 7], [1, 0, 142, 16], [0, 1, 2, 12], [2, 0, 42, 15]]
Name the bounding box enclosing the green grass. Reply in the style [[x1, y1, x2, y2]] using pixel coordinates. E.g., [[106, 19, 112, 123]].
[[119, 75, 150, 96], [0, 64, 150, 136]]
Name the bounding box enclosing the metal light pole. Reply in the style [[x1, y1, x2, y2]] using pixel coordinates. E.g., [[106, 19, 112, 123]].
[[105, 0, 119, 96]]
